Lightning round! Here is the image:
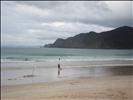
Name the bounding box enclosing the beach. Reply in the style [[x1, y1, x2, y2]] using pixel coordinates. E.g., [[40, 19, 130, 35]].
[[1, 60, 133, 85], [2, 75, 133, 100], [2, 0, 133, 99], [1, 48, 133, 100], [1, 61, 133, 100]]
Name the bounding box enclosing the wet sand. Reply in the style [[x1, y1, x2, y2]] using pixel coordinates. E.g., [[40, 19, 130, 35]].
[[1, 60, 133, 100], [1, 64, 133, 85], [1, 75, 133, 100]]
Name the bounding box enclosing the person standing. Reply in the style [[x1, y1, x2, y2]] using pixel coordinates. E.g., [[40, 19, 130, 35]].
[[58, 58, 62, 76], [58, 64, 60, 76]]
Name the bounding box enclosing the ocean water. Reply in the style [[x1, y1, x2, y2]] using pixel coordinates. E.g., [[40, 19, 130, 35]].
[[1, 47, 133, 85], [1, 47, 133, 62]]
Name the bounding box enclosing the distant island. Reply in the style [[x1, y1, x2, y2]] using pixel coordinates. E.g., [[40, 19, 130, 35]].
[[44, 26, 133, 49]]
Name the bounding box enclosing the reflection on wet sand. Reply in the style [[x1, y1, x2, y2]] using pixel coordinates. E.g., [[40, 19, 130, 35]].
[[62, 66, 133, 79], [2, 65, 133, 85]]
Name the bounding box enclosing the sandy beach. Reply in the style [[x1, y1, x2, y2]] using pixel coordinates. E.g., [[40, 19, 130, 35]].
[[1, 60, 133, 100], [1, 75, 133, 100]]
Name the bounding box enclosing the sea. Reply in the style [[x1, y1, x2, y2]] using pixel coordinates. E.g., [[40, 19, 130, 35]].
[[1, 47, 133, 62], [1, 47, 133, 85]]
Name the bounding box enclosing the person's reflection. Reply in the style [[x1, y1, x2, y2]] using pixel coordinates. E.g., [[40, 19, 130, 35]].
[[58, 64, 61, 76]]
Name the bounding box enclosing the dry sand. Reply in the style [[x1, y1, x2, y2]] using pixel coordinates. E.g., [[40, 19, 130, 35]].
[[1, 75, 133, 100]]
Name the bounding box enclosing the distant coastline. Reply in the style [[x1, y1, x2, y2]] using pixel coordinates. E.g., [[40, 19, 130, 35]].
[[44, 26, 133, 49]]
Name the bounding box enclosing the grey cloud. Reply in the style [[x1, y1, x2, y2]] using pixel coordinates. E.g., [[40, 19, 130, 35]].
[[1, 1, 132, 46], [14, 1, 132, 27]]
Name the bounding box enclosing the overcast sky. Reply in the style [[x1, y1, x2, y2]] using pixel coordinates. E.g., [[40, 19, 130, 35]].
[[1, 1, 133, 47]]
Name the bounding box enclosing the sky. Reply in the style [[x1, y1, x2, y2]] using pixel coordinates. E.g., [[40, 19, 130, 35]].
[[1, 1, 133, 47]]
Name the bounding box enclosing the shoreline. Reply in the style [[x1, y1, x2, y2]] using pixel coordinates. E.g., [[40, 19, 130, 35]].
[[1, 60, 133, 86], [2, 60, 133, 69]]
